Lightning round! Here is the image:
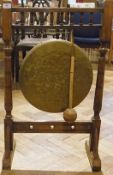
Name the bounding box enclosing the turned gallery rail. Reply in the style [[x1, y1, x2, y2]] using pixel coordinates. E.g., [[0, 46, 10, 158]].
[[10, 6, 104, 45], [11, 7, 103, 26]]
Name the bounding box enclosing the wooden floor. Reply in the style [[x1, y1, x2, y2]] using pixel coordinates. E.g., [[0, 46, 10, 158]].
[[0, 68, 113, 175]]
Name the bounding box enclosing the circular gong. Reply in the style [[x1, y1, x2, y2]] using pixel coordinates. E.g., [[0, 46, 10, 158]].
[[20, 40, 93, 113]]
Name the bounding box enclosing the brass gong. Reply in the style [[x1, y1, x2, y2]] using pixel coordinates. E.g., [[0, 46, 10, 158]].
[[20, 40, 93, 113]]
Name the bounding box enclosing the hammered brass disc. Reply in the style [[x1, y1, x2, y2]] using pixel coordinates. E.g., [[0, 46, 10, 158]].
[[20, 40, 93, 113]]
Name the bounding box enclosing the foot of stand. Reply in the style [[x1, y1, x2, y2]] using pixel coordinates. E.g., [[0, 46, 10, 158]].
[[2, 142, 16, 170], [85, 141, 101, 172]]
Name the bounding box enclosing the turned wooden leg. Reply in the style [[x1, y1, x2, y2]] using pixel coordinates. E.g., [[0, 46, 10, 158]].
[[2, 1, 15, 170], [86, 48, 107, 172]]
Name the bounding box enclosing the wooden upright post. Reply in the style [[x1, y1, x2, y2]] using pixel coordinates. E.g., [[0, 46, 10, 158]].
[[86, 48, 107, 171], [2, 0, 14, 170]]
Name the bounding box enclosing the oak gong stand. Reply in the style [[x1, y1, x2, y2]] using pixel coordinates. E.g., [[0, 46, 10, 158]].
[[2, 1, 107, 174]]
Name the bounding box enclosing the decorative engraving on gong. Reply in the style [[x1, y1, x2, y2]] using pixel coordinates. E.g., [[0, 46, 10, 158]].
[[20, 40, 93, 113]]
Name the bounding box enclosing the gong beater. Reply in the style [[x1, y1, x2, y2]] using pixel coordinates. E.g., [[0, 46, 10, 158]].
[[20, 40, 93, 115]]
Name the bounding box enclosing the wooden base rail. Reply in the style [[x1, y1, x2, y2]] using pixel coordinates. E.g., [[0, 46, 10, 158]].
[[12, 121, 92, 133]]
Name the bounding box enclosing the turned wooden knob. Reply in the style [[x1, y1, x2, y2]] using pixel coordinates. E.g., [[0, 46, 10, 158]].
[[63, 108, 77, 122]]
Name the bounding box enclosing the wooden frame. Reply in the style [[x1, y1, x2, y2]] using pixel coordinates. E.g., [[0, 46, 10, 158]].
[[2, 0, 107, 172]]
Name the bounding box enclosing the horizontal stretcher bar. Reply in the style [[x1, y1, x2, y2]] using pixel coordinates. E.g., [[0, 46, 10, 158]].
[[12, 121, 92, 133]]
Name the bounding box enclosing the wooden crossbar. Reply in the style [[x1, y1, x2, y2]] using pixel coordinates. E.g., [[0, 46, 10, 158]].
[[13, 121, 92, 133]]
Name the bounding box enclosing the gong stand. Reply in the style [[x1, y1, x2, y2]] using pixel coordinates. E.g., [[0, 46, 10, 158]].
[[2, 1, 107, 173]]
